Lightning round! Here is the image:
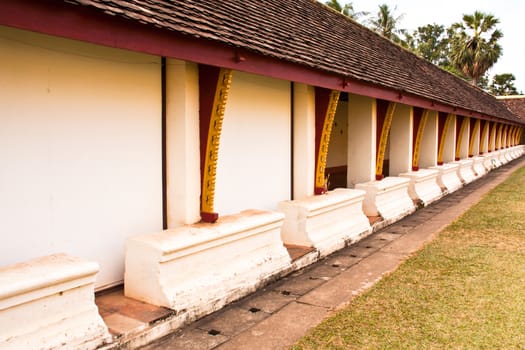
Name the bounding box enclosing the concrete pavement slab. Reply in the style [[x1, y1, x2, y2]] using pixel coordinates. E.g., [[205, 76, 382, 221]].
[[214, 302, 328, 350], [237, 290, 296, 314], [298, 251, 405, 309], [196, 306, 270, 337], [140, 328, 229, 350]]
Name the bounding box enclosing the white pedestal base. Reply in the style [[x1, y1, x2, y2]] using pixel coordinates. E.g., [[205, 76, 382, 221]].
[[0, 254, 111, 350], [498, 149, 510, 164], [279, 188, 371, 257], [481, 153, 496, 171], [504, 149, 514, 162], [489, 151, 503, 168], [431, 163, 462, 194], [472, 156, 488, 177], [125, 210, 291, 318], [454, 159, 477, 184], [399, 168, 443, 206], [355, 177, 415, 223]]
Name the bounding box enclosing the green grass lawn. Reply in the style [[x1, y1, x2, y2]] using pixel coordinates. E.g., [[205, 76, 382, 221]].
[[292, 166, 525, 349]]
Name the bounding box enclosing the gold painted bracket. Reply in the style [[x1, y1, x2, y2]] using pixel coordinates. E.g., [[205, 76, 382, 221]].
[[488, 122, 496, 152], [479, 120, 489, 154], [201, 68, 233, 222], [502, 124, 509, 148], [437, 113, 454, 165], [496, 123, 504, 150], [412, 109, 429, 171], [375, 102, 396, 180], [455, 117, 469, 161], [315, 90, 340, 194], [468, 119, 480, 157]]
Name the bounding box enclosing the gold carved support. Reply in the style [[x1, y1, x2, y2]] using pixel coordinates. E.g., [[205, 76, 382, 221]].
[[314, 90, 340, 194], [201, 68, 233, 222]]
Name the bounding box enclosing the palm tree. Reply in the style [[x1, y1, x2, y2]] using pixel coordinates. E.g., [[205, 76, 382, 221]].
[[449, 11, 503, 85], [324, 0, 367, 20], [368, 4, 406, 44]]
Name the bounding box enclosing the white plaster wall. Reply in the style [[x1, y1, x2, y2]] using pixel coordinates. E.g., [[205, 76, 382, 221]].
[[389, 103, 412, 176], [326, 100, 348, 168], [215, 72, 291, 215], [347, 95, 376, 187], [292, 83, 315, 200], [0, 26, 162, 289], [443, 115, 456, 163], [419, 111, 438, 168]]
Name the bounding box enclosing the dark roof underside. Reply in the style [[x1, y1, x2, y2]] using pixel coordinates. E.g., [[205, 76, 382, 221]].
[[66, 0, 522, 124]]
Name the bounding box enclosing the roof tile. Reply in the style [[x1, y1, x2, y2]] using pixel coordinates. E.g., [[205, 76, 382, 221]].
[[65, 0, 522, 123]]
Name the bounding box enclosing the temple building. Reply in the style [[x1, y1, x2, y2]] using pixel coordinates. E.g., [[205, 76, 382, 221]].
[[1, 0, 523, 348]]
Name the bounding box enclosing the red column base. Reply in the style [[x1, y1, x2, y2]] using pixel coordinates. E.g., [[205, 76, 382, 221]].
[[314, 186, 327, 195], [411, 166, 419, 171], [437, 161, 444, 166], [375, 174, 384, 181], [454, 157, 460, 161], [201, 211, 219, 223]]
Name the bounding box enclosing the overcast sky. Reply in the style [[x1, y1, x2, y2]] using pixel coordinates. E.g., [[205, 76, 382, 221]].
[[345, 0, 524, 92]]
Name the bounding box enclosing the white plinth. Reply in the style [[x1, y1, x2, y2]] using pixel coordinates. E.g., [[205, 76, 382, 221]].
[[399, 168, 443, 206], [0, 254, 111, 350], [489, 151, 503, 168], [498, 149, 510, 164], [481, 153, 496, 171], [355, 177, 415, 223], [279, 188, 371, 257], [517, 145, 525, 157], [125, 210, 291, 317], [453, 159, 477, 184], [431, 163, 462, 194], [472, 156, 488, 177], [504, 149, 513, 162]]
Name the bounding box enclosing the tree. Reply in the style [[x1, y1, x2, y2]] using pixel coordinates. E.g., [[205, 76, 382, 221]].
[[368, 4, 406, 45], [449, 11, 503, 85], [324, 0, 367, 20], [409, 24, 450, 67], [489, 73, 519, 96]]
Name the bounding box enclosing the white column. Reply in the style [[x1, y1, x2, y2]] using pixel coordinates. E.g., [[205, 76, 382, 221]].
[[293, 83, 316, 200], [166, 59, 201, 227], [389, 103, 412, 176], [347, 94, 376, 187], [419, 110, 438, 168]]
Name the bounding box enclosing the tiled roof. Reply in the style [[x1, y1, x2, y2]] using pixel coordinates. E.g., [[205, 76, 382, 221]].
[[498, 96, 525, 122], [65, 0, 522, 124]]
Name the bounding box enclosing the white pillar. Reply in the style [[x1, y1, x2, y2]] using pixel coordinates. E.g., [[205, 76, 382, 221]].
[[293, 83, 316, 200], [347, 94, 376, 187], [389, 103, 412, 176], [166, 59, 201, 227], [419, 110, 438, 168]]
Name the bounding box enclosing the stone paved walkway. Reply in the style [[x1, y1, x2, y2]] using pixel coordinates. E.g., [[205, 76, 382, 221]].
[[140, 156, 525, 350]]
